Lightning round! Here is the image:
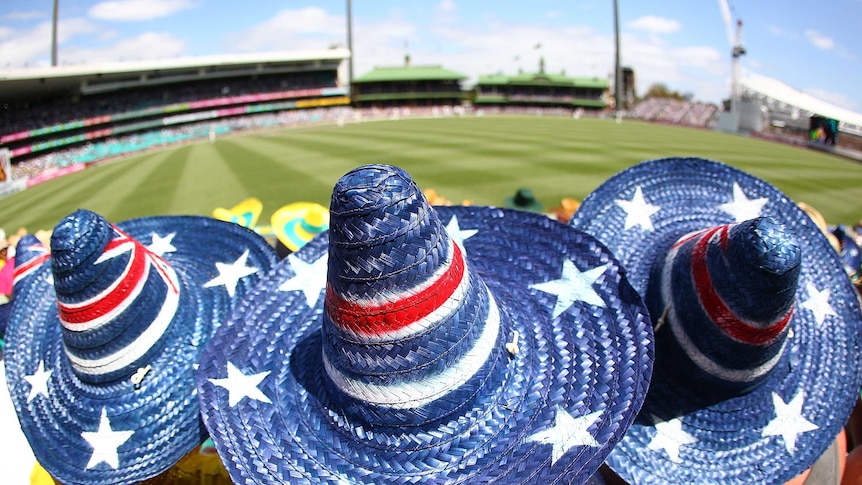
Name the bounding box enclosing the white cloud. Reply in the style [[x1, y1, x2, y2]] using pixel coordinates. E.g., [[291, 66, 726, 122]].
[[0, 18, 97, 68], [89, 0, 193, 21], [803, 87, 859, 112], [626, 15, 681, 34], [225, 7, 346, 52], [61, 32, 187, 64], [805, 29, 834, 50]]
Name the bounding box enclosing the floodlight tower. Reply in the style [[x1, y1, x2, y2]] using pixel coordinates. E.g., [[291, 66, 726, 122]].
[[51, 0, 59, 66], [718, 0, 746, 119], [613, 0, 623, 112]]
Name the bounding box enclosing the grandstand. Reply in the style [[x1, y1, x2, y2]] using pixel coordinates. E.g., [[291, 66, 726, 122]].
[[6, 43, 862, 202], [473, 59, 609, 114], [0, 49, 351, 180], [351, 57, 467, 109], [627, 98, 718, 128]]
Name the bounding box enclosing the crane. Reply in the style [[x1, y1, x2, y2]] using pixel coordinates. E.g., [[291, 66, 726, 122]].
[[718, 0, 746, 124]]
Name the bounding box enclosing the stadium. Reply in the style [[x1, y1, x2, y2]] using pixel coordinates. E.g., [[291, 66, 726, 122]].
[[2, 2, 862, 484]]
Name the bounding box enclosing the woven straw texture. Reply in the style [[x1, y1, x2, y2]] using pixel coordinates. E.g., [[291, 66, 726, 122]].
[[570, 157, 862, 484], [197, 164, 654, 484], [4, 212, 277, 485]]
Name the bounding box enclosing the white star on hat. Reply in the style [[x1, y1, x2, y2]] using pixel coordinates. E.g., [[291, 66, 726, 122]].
[[81, 408, 134, 470], [717, 182, 768, 222], [208, 362, 272, 407], [23, 361, 52, 403], [147, 232, 177, 257], [615, 186, 660, 232], [530, 260, 608, 318], [762, 391, 818, 455], [647, 416, 698, 463], [445, 215, 478, 254], [527, 407, 601, 464], [279, 253, 328, 307], [800, 282, 837, 327], [203, 249, 259, 297]]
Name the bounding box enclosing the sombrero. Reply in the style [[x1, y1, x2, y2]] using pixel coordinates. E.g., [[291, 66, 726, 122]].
[[505, 187, 545, 212], [212, 197, 264, 229], [569, 157, 862, 484], [832, 225, 861, 286], [271, 201, 329, 257], [197, 164, 654, 484], [3, 210, 277, 484]]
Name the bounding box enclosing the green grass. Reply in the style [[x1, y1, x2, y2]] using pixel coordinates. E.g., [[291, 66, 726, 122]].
[[3, 116, 862, 235]]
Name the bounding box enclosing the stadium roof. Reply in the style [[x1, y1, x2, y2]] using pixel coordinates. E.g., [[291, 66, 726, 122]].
[[740, 71, 862, 128], [477, 72, 608, 89], [353, 65, 467, 83], [0, 48, 350, 99]]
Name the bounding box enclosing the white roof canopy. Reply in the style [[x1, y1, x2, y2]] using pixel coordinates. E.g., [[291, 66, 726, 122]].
[[740, 71, 862, 129]]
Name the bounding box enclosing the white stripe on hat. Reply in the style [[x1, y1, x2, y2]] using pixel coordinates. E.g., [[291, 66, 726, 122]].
[[65, 261, 180, 377], [60, 249, 146, 332], [661, 245, 786, 383]]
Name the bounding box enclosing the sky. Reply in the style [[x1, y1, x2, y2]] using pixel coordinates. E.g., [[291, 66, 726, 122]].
[[1, 0, 860, 111]]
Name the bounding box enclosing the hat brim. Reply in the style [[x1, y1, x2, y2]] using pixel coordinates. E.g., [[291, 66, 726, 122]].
[[4, 215, 277, 484], [570, 157, 862, 483], [197, 206, 654, 484], [212, 197, 263, 229], [271, 202, 327, 252]]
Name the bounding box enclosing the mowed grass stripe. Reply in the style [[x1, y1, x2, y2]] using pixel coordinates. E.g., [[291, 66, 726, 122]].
[[3, 117, 862, 236], [106, 145, 195, 219], [164, 141, 245, 216], [214, 137, 336, 205]]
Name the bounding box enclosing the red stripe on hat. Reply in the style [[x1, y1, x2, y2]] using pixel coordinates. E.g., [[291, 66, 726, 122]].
[[672, 228, 708, 250], [326, 243, 466, 335], [690, 226, 790, 345], [58, 230, 148, 325], [13, 250, 50, 284]]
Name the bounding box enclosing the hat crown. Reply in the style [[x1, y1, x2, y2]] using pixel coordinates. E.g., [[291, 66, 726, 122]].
[[51, 209, 115, 297], [652, 217, 800, 394], [50, 210, 182, 384], [322, 165, 503, 426], [12, 234, 51, 290], [514, 188, 536, 205], [710, 216, 800, 323], [647, 218, 801, 395]]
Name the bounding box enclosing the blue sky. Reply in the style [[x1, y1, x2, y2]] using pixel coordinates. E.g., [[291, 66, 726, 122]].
[[1, 0, 860, 111]]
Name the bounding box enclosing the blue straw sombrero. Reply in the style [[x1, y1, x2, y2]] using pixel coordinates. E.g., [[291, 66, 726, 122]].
[[570, 157, 862, 484], [832, 225, 861, 286], [197, 164, 654, 484], [3, 210, 277, 485]]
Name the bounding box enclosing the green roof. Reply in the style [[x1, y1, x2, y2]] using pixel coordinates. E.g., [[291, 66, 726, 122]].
[[354, 92, 465, 102], [353, 65, 467, 83], [476, 72, 609, 89]]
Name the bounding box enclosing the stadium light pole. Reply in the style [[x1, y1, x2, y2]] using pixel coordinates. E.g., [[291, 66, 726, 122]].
[[347, 0, 354, 97], [613, 0, 623, 112], [51, 0, 59, 66]]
